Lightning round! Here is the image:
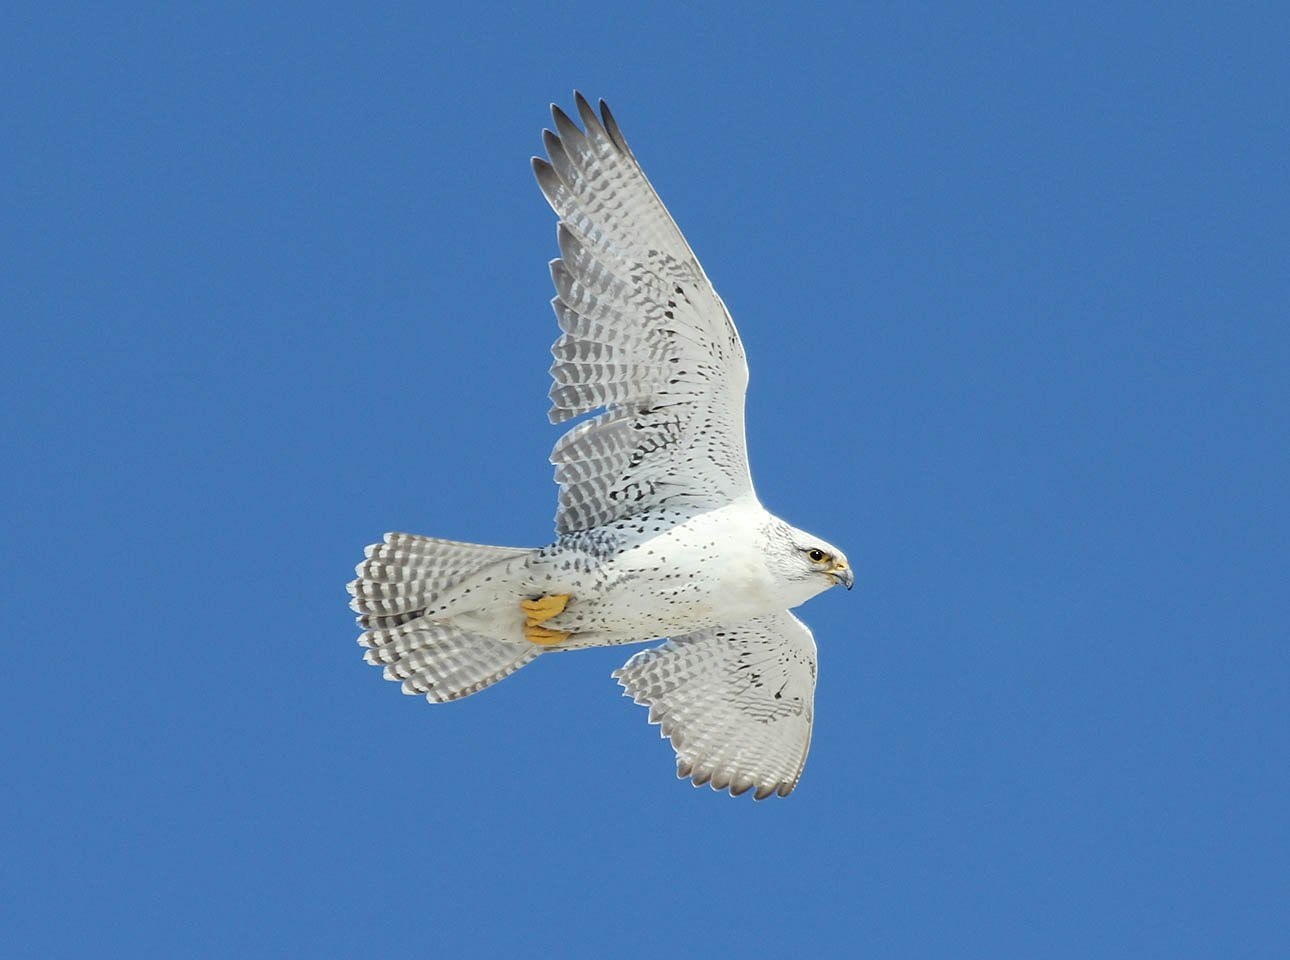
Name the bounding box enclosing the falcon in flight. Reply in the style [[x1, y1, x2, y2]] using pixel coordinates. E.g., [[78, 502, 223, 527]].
[[350, 94, 852, 799]]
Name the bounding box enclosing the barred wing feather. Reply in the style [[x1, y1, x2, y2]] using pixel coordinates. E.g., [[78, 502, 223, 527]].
[[534, 94, 754, 534], [613, 611, 817, 799]]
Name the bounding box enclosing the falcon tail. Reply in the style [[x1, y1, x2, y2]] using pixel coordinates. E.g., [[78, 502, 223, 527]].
[[349, 532, 540, 702]]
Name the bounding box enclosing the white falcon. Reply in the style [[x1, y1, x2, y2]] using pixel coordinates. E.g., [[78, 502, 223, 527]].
[[350, 94, 853, 799]]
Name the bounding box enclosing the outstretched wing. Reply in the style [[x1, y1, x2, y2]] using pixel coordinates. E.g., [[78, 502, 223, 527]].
[[612, 611, 817, 799], [534, 94, 753, 535]]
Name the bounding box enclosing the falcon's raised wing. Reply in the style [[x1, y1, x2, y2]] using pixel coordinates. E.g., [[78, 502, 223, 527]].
[[534, 94, 753, 535], [613, 611, 817, 799]]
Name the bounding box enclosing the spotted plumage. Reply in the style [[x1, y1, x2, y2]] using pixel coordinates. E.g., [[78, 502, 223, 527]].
[[349, 94, 853, 799]]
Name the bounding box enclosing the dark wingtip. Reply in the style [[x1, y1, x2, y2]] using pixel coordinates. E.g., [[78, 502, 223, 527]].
[[599, 98, 630, 153], [551, 103, 575, 129], [531, 155, 554, 186], [551, 103, 583, 143], [574, 90, 603, 135]]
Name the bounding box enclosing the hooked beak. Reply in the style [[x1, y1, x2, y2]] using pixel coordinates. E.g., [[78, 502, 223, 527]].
[[829, 562, 854, 591]]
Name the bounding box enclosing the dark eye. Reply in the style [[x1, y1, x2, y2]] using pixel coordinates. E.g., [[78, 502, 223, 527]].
[[808, 549, 827, 563]]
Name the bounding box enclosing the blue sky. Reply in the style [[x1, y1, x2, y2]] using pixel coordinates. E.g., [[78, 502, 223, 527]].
[[3, 3, 1286, 957]]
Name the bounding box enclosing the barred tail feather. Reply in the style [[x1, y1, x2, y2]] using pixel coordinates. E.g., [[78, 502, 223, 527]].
[[349, 532, 538, 702], [360, 621, 540, 703], [348, 532, 530, 620]]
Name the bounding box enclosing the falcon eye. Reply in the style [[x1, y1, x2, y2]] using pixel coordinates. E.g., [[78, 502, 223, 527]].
[[807, 549, 828, 563]]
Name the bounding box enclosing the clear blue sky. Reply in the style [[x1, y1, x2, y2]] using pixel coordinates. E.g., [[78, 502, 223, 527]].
[[3, 3, 1286, 957]]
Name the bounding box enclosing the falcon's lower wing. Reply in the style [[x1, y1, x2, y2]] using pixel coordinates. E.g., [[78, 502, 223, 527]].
[[613, 611, 817, 800]]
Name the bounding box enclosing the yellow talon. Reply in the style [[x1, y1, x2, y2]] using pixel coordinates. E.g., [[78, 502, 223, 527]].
[[520, 594, 572, 646], [525, 624, 571, 646], [520, 593, 570, 624]]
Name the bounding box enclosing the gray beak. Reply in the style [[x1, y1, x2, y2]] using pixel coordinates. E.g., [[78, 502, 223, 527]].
[[830, 564, 854, 590]]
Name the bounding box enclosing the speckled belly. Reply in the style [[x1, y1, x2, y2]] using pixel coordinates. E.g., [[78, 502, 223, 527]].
[[528, 534, 777, 648]]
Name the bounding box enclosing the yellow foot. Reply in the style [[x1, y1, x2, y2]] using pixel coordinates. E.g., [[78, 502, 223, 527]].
[[520, 594, 570, 624], [521, 593, 573, 646], [524, 623, 571, 646]]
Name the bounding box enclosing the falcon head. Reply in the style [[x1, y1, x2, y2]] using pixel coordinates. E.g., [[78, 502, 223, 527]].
[[767, 523, 854, 600], [802, 542, 854, 591]]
